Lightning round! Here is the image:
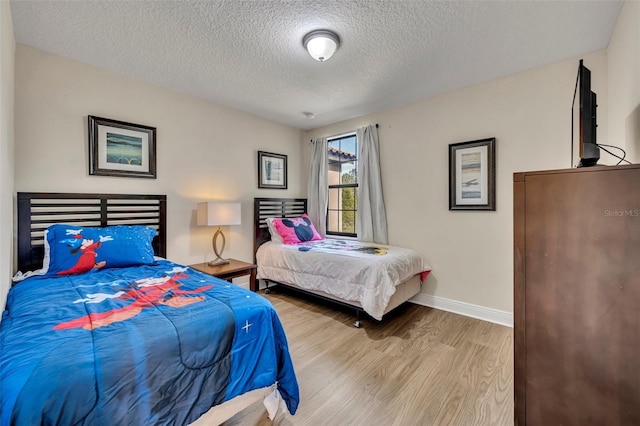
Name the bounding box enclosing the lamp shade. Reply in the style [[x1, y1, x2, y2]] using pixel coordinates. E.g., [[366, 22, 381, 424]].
[[197, 202, 241, 227], [303, 30, 340, 62]]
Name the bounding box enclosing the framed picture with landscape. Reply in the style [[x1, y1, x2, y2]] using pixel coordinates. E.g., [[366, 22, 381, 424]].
[[258, 151, 287, 189], [88, 115, 157, 179], [449, 137, 496, 211]]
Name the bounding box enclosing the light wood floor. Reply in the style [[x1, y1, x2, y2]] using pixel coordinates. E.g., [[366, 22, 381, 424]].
[[222, 288, 514, 426]]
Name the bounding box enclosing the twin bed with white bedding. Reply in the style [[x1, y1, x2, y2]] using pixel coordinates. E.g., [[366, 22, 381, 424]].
[[253, 198, 431, 326]]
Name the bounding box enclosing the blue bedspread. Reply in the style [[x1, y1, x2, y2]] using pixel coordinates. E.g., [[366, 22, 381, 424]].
[[0, 260, 299, 425]]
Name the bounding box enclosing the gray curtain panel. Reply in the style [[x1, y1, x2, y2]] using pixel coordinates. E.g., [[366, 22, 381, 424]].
[[356, 125, 388, 244], [307, 137, 328, 237]]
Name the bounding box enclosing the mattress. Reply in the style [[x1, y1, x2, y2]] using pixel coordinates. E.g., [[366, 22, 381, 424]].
[[256, 239, 431, 320]]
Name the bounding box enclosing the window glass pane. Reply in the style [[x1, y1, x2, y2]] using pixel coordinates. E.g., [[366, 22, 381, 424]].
[[341, 187, 356, 233], [328, 141, 340, 185], [341, 187, 355, 218], [341, 136, 357, 184], [328, 188, 340, 210], [327, 210, 339, 233], [341, 214, 355, 233], [328, 153, 340, 175], [328, 163, 340, 185], [340, 162, 356, 184], [341, 136, 357, 157]]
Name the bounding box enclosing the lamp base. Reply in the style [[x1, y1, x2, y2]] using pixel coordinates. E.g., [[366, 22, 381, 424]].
[[209, 227, 229, 266], [208, 258, 230, 266]]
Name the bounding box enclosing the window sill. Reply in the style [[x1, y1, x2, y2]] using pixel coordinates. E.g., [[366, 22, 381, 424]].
[[326, 234, 357, 241]]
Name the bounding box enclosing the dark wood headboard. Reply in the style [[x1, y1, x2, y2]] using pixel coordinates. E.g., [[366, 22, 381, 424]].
[[253, 197, 307, 261], [17, 192, 167, 272]]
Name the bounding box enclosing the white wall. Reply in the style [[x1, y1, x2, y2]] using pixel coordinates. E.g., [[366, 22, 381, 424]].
[[607, 0, 640, 164], [14, 45, 304, 273], [0, 1, 15, 312], [306, 51, 608, 315]]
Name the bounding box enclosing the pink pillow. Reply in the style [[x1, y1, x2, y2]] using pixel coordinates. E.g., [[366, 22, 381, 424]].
[[271, 214, 323, 244]]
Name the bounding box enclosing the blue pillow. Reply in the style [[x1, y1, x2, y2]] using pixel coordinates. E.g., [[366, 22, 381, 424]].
[[43, 224, 157, 277]]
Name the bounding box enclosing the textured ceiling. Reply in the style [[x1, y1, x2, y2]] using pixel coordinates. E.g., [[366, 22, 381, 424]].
[[10, 0, 623, 130]]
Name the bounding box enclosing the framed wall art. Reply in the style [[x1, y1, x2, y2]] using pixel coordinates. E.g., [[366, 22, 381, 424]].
[[258, 151, 287, 189], [88, 115, 157, 179], [449, 137, 496, 211]]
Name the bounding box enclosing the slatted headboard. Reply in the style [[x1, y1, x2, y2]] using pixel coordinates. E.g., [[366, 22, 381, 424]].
[[253, 197, 307, 260], [17, 192, 167, 272]]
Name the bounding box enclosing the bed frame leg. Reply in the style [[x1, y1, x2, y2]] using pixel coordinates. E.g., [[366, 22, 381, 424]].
[[354, 310, 361, 328], [265, 280, 271, 294]]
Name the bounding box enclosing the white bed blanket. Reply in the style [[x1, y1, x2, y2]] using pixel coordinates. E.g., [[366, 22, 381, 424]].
[[256, 239, 431, 320]]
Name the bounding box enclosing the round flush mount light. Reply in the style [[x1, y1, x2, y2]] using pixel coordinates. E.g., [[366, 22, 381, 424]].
[[303, 30, 340, 62], [303, 112, 316, 119]]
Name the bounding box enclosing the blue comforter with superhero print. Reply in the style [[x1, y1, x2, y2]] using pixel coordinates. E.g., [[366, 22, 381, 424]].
[[0, 260, 299, 425]]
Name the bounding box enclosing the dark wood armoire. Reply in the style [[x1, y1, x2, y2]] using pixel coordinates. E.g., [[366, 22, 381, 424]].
[[514, 164, 640, 425]]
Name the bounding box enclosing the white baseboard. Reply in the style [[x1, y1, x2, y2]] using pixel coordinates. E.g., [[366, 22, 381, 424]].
[[410, 293, 513, 328]]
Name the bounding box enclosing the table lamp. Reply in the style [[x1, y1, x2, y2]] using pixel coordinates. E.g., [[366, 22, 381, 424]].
[[197, 202, 241, 266]]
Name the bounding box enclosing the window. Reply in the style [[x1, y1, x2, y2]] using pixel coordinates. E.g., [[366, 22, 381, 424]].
[[327, 134, 357, 236]]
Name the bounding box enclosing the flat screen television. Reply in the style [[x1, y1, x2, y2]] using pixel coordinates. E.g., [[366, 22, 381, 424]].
[[572, 59, 600, 167]]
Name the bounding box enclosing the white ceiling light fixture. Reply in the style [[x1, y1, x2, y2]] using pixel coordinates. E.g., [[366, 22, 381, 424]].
[[303, 30, 340, 62]]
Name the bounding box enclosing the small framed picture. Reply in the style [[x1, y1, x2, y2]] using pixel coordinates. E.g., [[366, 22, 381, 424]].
[[449, 138, 496, 211], [258, 151, 288, 189], [88, 115, 157, 179]]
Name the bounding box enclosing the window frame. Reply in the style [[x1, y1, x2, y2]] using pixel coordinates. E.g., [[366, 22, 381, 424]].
[[326, 133, 358, 238]]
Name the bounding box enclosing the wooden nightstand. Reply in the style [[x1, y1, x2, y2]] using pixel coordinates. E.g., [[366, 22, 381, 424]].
[[189, 259, 258, 292]]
